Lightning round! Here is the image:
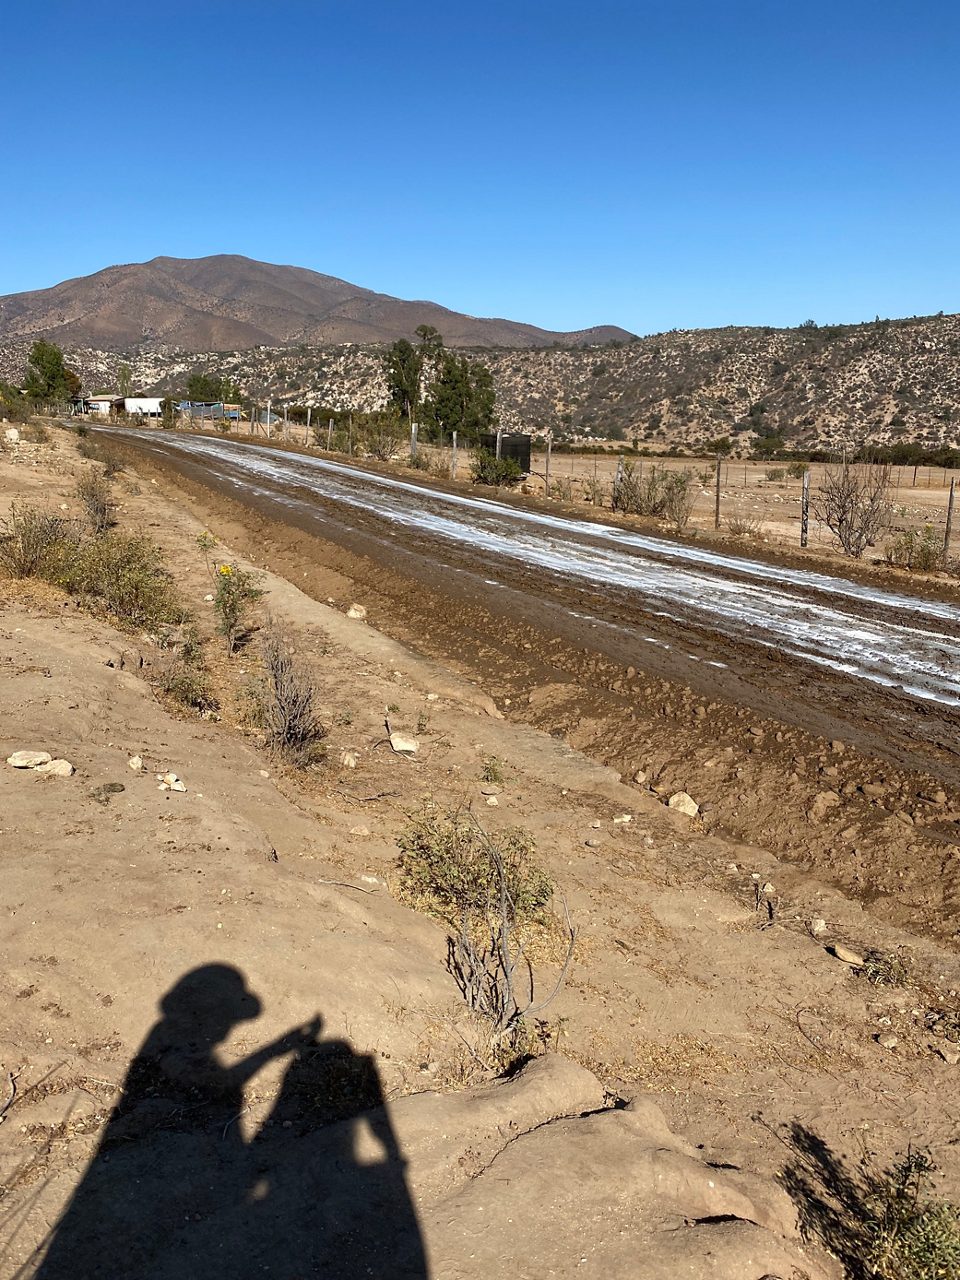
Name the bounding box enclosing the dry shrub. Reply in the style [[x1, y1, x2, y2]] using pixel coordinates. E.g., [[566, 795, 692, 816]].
[[254, 621, 326, 764], [814, 462, 891, 557], [0, 504, 71, 578], [75, 468, 111, 534], [726, 513, 765, 539]]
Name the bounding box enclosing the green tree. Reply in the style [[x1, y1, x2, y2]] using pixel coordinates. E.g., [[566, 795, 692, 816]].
[[23, 340, 74, 403], [422, 352, 497, 441], [117, 363, 133, 397], [185, 371, 240, 403], [383, 339, 421, 422], [415, 323, 443, 368]]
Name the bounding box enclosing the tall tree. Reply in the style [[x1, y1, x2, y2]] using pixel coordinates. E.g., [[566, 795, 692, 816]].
[[23, 340, 74, 403], [422, 352, 497, 442], [383, 339, 421, 422], [117, 363, 133, 397]]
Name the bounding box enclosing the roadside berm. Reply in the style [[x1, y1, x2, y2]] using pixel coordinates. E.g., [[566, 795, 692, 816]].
[[3, 428, 959, 1278]]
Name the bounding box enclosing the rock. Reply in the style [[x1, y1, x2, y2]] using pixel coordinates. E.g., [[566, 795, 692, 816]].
[[388, 732, 419, 756], [585, 837, 602, 848], [840, 825, 859, 840], [157, 771, 186, 792], [829, 944, 864, 968], [761, 881, 775, 894], [4, 427, 20, 443], [749, 725, 764, 737], [35, 759, 75, 777], [590, 820, 602, 829], [862, 782, 887, 798], [349, 825, 370, 837], [895, 810, 914, 825], [6, 750, 52, 769], [128, 755, 144, 771], [633, 769, 648, 785], [479, 783, 502, 796], [808, 790, 840, 821], [485, 795, 499, 807], [809, 918, 828, 936], [613, 813, 633, 824], [339, 750, 359, 769], [667, 791, 699, 818], [938, 1046, 960, 1066], [426, 693, 439, 702], [831, 740, 845, 754], [203, 593, 214, 602], [725, 862, 739, 874], [346, 603, 367, 620], [876, 1034, 898, 1050]]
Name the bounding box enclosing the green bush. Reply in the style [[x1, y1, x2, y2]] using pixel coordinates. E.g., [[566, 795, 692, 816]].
[[865, 1150, 960, 1279], [211, 562, 264, 653], [55, 533, 186, 631], [397, 807, 552, 923], [885, 526, 946, 572], [471, 450, 522, 487], [157, 661, 219, 714]]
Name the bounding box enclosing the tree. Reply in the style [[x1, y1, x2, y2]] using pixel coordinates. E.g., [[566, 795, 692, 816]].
[[710, 436, 733, 457], [421, 352, 497, 442], [415, 323, 443, 369], [117, 363, 133, 397], [23, 340, 74, 403], [185, 371, 239, 403], [814, 462, 891, 558], [383, 339, 421, 422]]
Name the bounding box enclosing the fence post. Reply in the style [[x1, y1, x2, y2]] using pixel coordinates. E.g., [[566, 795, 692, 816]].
[[714, 455, 721, 530], [545, 432, 552, 496], [410, 422, 418, 459], [327, 418, 333, 450], [266, 399, 272, 439], [801, 469, 810, 547], [306, 406, 311, 445], [945, 477, 956, 555], [495, 429, 503, 460], [451, 429, 458, 479]]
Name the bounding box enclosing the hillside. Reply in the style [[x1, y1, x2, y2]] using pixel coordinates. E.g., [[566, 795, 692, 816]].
[[6, 310, 960, 454], [0, 255, 632, 352]]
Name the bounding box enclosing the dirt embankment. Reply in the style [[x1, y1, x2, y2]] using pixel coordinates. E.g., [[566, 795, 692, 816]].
[[2, 429, 960, 1279]]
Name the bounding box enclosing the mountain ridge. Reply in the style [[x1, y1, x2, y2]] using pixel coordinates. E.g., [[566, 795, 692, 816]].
[[0, 254, 633, 352]]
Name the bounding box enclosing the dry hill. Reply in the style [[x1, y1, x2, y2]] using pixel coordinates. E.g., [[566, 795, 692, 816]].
[[0, 255, 631, 352]]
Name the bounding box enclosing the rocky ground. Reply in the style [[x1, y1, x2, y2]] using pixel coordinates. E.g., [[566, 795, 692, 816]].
[[2, 428, 960, 1278]]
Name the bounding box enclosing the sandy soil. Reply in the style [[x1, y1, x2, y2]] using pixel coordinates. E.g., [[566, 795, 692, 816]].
[[2, 428, 960, 1278]]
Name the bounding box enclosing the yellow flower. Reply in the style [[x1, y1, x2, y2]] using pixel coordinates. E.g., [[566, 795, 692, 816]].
[[218, 564, 233, 576]]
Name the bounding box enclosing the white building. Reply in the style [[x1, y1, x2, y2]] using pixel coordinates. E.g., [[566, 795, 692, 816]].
[[123, 397, 164, 417]]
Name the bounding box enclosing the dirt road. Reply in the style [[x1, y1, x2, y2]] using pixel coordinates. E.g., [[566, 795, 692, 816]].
[[103, 427, 960, 940]]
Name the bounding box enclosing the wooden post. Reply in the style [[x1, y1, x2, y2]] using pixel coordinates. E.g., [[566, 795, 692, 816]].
[[545, 432, 552, 496], [306, 406, 312, 445], [714, 455, 721, 530], [327, 418, 333, 451], [913, 463, 919, 487], [945, 477, 956, 555], [348, 415, 353, 456], [410, 422, 418, 459], [451, 430, 458, 479], [266, 399, 272, 439], [283, 403, 288, 439], [495, 429, 503, 460], [801, 469, 810, 547]]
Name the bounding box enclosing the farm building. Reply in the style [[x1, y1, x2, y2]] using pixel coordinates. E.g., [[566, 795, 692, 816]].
[[123, 397, 164, 417]]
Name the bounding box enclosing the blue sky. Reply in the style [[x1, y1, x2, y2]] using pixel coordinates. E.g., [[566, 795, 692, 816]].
[[3, 1, 959, 334]]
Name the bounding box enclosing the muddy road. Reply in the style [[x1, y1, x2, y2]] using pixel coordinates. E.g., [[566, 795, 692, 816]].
[[107, 428, 960, 939]]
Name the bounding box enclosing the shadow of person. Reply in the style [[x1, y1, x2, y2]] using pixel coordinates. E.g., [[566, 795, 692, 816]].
[[245, 1033, 429, 1278], [33, 965, 426, 1279]]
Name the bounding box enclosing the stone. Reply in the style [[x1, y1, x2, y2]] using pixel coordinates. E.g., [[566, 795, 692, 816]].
[[128, 755, 144, 771], [585, 837, 602, 848], [485, 795, 499, 807], [346, 603, 367, 620], [829, 944, 864, 967], [761, 881, 775, 894], [809, 918, 828, 936], [613, 813, 633, 824], [4, 427, 20, 444], [808, 790, 840, 821], [633, 769, 648, 785], [862, 782, 887, 798], [388, 732, 418, 756], [895, 811, 914, 825], [349, 825, 370, 837], [91, 782, 125, 804], [876, 1034, 898, 1050], [35, 759, 75, 777], [749, 726, 764, 737], [667, 791, 699, 818], [203, 593, 214, 602], [939, 1046, 960, 1066], [339, 750, 359, 769], [479, 783, 502, 796], [7, 750, 52, 769], [426, 693, 439, 702]]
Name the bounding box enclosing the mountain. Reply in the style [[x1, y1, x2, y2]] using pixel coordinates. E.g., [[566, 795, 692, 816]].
[[0, 255, 633, 352]]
